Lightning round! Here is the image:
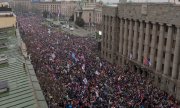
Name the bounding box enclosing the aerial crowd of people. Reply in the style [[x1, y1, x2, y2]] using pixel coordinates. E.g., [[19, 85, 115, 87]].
[[17, 14, 179, 108]]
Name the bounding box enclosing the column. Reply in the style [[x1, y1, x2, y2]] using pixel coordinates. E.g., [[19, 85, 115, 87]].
[[128, 20, 133, 57], [123, 19, 128, 56], [172, 27, 180, 79], [178, 66, 180, 80], [177, 66, 180, 101], [104, 16, 108, 50], [111, 17, 115, 63], [150, 22, 157, 68], [108, 17, 112, 62], [143, 21, 150, 58], [101, 16, 105, 57], [119, 18, 123, 55], [108, 16, 111, 51], [163, 25, 173, 75], [133, 20, 138, 59], [138, 21, 144, 63], [156, 23, 164, 73]]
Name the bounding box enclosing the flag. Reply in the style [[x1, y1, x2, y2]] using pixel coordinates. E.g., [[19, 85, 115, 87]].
[[71, 52, 76, 59], [80, 54, 85, 61], [58, 6, 60, 17], [144, 57, 151, 66], [129, 53, 132, 60], [82, 64, 85, 71], [52, 53, 56, 59], [83, 78, 88, 85], [143, 57, 148, 65], [148, 58, 151, 66], [95, 70, 100, 75], [100, 62, 102, 68]]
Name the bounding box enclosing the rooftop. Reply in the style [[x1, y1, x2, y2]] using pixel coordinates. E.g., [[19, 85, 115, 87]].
[[0, 28, 47, 108]]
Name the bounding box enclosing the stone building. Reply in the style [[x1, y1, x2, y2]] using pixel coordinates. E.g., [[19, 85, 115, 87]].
[[10, 0, 79, 19], [0, 3, 16, 28], [101, 3, 180, 101], [32, 2, 61, 14], [74, 0, 103, 31], [32, 0, 79, 18], [170, 0, 180, 4], [12, 0, 32, 12]]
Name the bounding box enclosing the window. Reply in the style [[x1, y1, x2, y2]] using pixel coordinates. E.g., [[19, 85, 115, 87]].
[[110, 44, 112, 50], [164, 38, 167, 46], [157, 36, 159, 45], [157, 24, 160, 31], [149, 47, 151, 54], [154, 61, 157, 69], [173, 85, 176, 92], [162, 64, 164, 71], [155, 49, 158, 59], [165, 25, 168, 32], [163, 51, 166, 58], [171, 54, 174, 62], [150, 23, 153, 30], [149, 35, 152, 44], [172, 40, 176, 52], [169, 67, 172, 76], [158, 77, 161, 83], [116, 56, 118, 60]]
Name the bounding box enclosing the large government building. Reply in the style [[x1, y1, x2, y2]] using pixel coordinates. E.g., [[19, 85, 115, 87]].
[[101, 3, 180, 101]]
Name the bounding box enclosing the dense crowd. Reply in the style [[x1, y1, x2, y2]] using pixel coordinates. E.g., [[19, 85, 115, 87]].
[[17, 15, 179, 108]]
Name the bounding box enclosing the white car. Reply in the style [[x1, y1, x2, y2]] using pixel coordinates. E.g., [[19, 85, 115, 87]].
[[62, 25, 66, 28], [70, 27, 74, 31], [66, 25, 70, 29]]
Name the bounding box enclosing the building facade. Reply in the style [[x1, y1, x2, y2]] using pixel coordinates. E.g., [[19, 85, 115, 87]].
[[74, 0, 103, 30], [32, 0, 79, 18], [12, 0, 32, 12], [33, 2, 61, 14], [170, 0, 180, 4], [10, 0, 79, 19], [101, 3, 180, 101], [0, 2, 16, 29]]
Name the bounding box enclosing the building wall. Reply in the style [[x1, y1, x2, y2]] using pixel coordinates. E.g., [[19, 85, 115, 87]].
[[33, 1, 78, 18], [61, 1, 78, 18], [35, 2, 61, 14], [75, 1, 102, 25], [101, 3, 180, 101], [95, 9, 102, 24], [81, 9, 94, 24], [12, 0, 32, 11], [170, 0, 180, 4], [0, 16, 16, 29]]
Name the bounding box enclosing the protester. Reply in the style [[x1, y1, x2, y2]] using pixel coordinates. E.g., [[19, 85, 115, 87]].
[[17, 14, 179, 108]]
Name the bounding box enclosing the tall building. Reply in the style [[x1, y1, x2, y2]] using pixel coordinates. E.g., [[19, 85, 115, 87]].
[[0, 2, 16, 28], [170, 0, 180, 4], [32, 1, 61, 14], [74, 0, 103, 31], [101, 3, 180, 101], [12, 0, 32, 12], [32, 0, 79, 18], [0, 3, 47, 107]]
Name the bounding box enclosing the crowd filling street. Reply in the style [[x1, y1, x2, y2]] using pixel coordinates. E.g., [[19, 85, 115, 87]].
[[17, 14, 179, 108]]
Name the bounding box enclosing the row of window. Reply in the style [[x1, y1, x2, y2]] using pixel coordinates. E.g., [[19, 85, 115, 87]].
[[102, 17, 180, 78]]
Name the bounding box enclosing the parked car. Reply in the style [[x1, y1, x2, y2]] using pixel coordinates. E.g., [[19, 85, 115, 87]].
[[62, 25, 66, 28], [70, 27, 74, 31], [66, 25, 69, 29]]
